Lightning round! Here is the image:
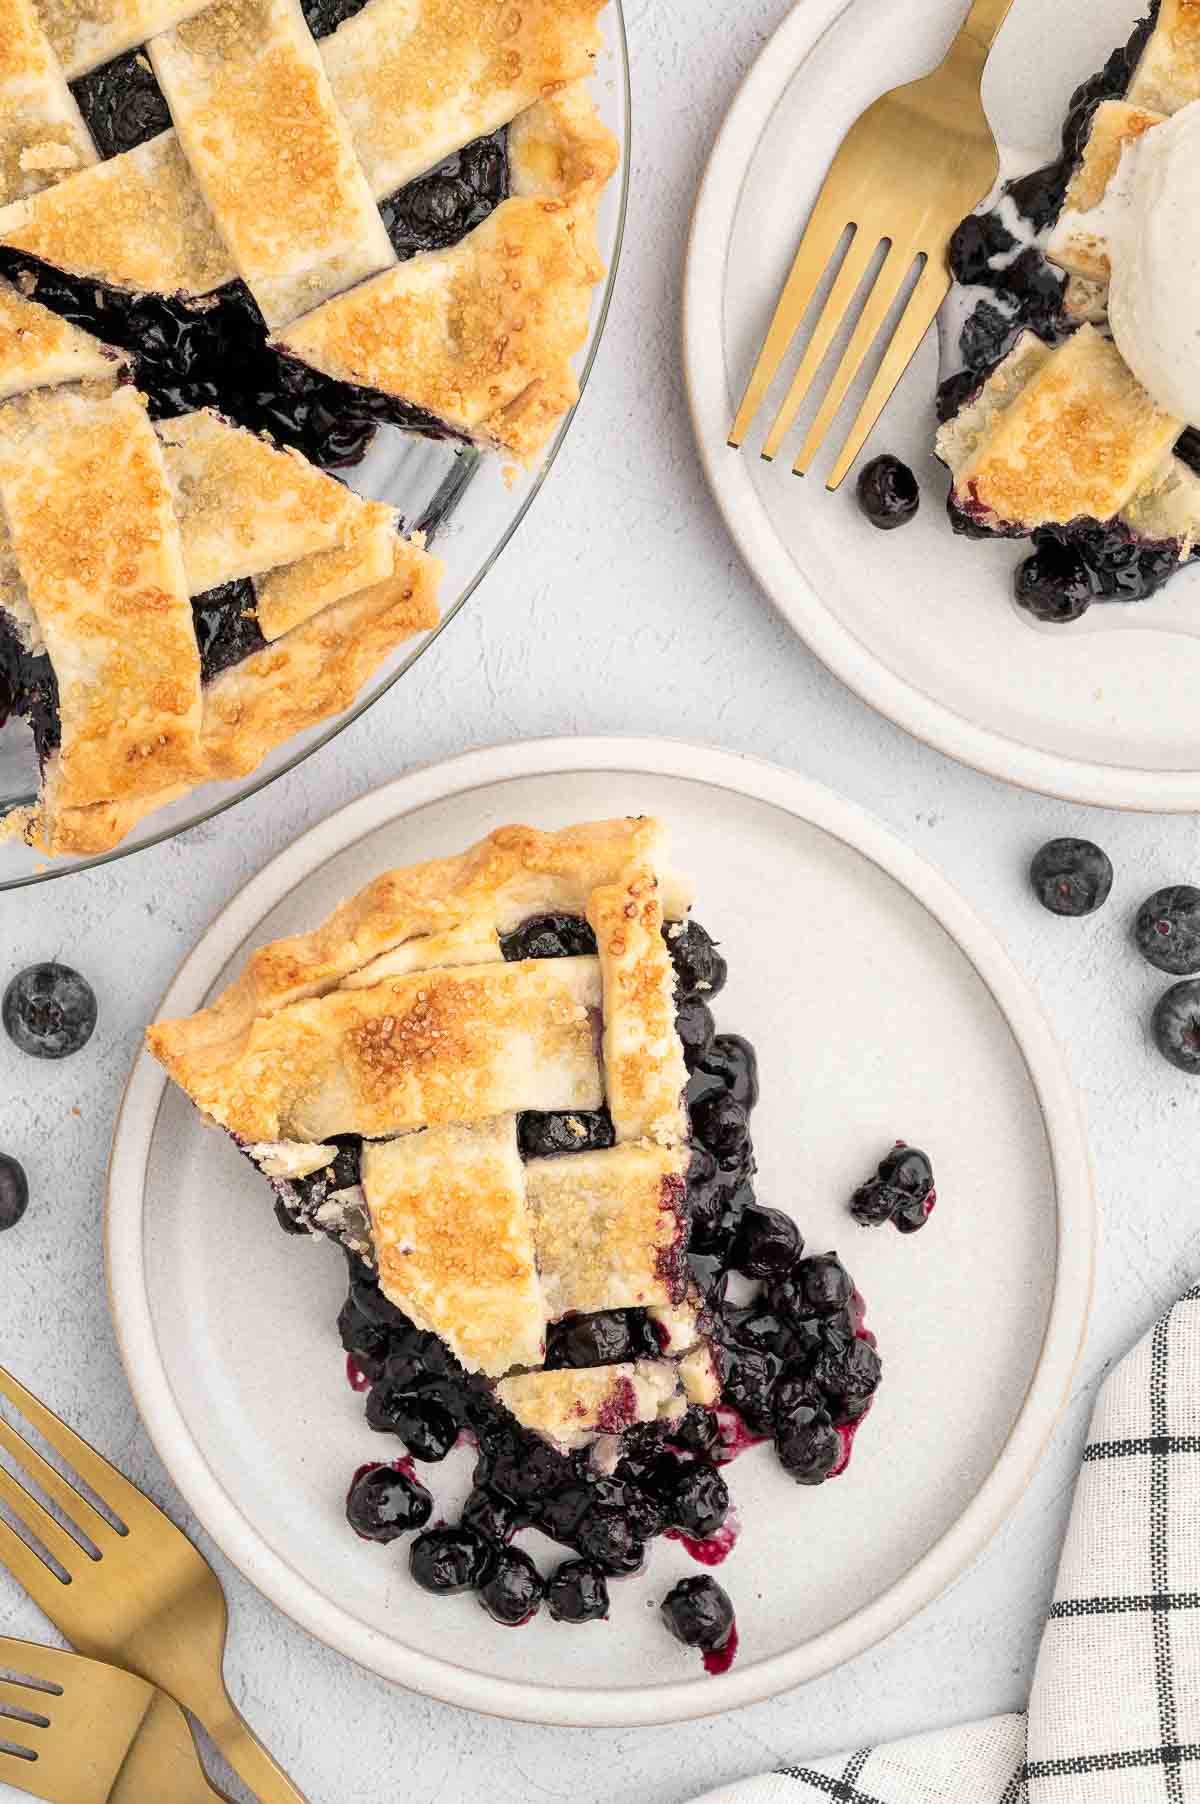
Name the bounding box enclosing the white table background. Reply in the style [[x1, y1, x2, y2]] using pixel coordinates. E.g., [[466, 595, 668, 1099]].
[[5, 2, 1200, 1796]]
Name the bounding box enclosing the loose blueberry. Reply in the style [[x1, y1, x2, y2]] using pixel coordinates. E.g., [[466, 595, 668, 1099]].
[[812, 1337, 882, 1415], [730, 1204, 802, 1278], [500, 914, 597, 961], [878, 1144, 932, 1196], [718, 1347, 779, 1435], [849, 1179, 900, 1227], [478, 1545, 543, 1626], [660, 1576, 734, 1652], [696, 1034, 759, 1111], [462, 1486, 525, 1543], [3, 963, 97, 1059], [0, 1153, 29, 1231], [1152, 980, 1200, 1075], [856, 455, 919, 531], [671, 1404, 721, 1459], [409, 1525, 493, 1595], [533, 1482, 592, 1545], [665, 920, 727, 998], [775, 1405, 840, 1485], [345, 1464, 432, 1542], [1015, 541, 1092, 624], [664, 1461, 730, 1539], [547, 1559, 610, 1624], [1029, 838, 1113, 917], [573, 1506, 644, 1575], [773, 1365, 820, 1429], [795, 1253, 854, 1318], [676, 996, 716, 1072], [366, 1386, 458, 1460], [690, 1093, 750, 1167], [1134, 887, 1200, 976], [894, 1193, 933, 1235]]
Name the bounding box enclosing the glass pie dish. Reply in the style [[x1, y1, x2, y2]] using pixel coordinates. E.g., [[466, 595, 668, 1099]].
[[0, 1, 630, 890]]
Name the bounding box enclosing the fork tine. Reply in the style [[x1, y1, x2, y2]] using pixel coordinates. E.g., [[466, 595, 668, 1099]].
[[761, 229, 883, 461], [0, 1513, 69, 1606], [792, 240, 923, 476], [824, 257, 951, 490], [0, 1367, 147, 1530], [0, 1675, 52, 1731], [727, 190, 849, 448], [0, 1464, 89, 1576], [0, 1411, 120, 1549]]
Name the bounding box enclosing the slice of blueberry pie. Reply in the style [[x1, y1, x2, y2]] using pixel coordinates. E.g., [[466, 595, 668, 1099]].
[[148, 818, 883, 1657], [0, 0, 617, 853], [935, 0, 1200, 621]]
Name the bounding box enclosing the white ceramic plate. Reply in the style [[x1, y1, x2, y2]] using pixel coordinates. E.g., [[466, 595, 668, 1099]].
[[106, 737, 1093, 1726], [684, 0, 1200, 810]]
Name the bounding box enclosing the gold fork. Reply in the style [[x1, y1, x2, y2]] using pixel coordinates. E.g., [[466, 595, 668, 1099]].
[[728, 0, 1016, 488], [0, 1365, 310, 1804], [0, 1636, 229, 1803]]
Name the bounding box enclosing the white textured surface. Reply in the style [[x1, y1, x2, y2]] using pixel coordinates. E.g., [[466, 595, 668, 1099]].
[[3, 1, 1200, 1797]]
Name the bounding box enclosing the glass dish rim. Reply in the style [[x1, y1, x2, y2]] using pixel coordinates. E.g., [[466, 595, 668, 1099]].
[[0, 4, 631, 892]]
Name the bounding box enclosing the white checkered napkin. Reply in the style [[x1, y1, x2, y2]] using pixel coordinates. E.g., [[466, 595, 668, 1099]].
[[690, 1282, 1200, 1804]]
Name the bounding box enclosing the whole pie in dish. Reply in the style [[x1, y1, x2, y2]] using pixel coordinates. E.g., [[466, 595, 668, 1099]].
[[0, 0, 618, 854], [147, 818, 883, 1656], [934, 0, 1200, 623]]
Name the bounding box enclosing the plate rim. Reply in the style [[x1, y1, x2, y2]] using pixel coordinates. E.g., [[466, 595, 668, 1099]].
[[681, 0, 1200, 813], [105, 734, 1095, 1727]]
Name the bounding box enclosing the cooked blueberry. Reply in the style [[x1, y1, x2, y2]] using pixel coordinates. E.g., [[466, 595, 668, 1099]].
[[478, 1545, 543, 1626], [366, 1387, 457, 1460], [690, 1093, 750, 1166], [1004, 164, 1071, 232], [671, 1404, 721, 1458], [894, 1193, 933, 1235], [516, 1109, 615, 1159], [676, 996, 716, 1071], [775, 1406, 840, 1485], [1030, 838, 1113, 917], [994, 247, 1065, 330], [795, 1253, 854, 1318], [1134, 887, 1200, 975], [273, 1196, 312, 1235], [573, 1506, 644, 1575], [661, 1575, 734, 1652], [346, 1258, 412, 1330], [730, 1203, 802, 1278], [1015, 541, 1092, 624], [1152, 980, 1200, 1075], [70, 50, 171, 159], [856, 455, 919, 531], [462, 1485, 525, 1543], [500, 913, 596, 960], [409, 1525, 493, 1595], [936, 368, 982, 424], [812, 1337, 882, 1415], [345, 1464, 432, 1542], [877, 1144, 933, 1197], [193, 579, 267, 681], [774, 1366, 820, 1429], [379, 130, 509, 260], [533, 1482, 591, 1544], [697, 1034, 759, 1111], [337, 1298, 392, 1381], [665, 920, 727, 998], [664, 1462, 729, 1539], [959, 299, 1017, 375], [0, 1154, 29, 1232], [719, 1347, 779, 1435], [3, 963, 97, 1059], [545, 1309, 655, 1369], [947, 210, 1016, 285], [849, 1179, 900, 1227], [725, 1306, 797, 1362], [487, 1435, 573, 1506], [547, 1559, 610, 1624]]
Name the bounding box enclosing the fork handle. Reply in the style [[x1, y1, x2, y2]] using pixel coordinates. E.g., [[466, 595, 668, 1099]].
[[950, 0, 1016, 61], [186, 1670, 312, 1804]]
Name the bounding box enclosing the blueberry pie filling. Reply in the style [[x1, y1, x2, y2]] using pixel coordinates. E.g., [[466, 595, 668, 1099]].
[[0, 1, 618, 854], [148, 818, 884, 1666], [935, 0, 1200, 620]]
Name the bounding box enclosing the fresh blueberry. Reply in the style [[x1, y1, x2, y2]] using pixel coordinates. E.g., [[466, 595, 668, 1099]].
[[660, 1575, 734, 1652], [500, 914, 596, 961], [856, 455, 919, 531], [795, 1253, 854, 1318], [690, 1093, 750, 1167], [516, 1109, 615, 1159], [0, 1153, 29, 1231], [3, 963, 97, 1059], [1152, 980, 1200, 1075], [676, 996, 716, 1072], [665, 920, 727, 998], [1029, 838, 1113, 917], [409, 1525, 493, 1595], [1015, 541, 1092, 624], [478, 1545, 544, 1626], [366, 1386, 458, 1460], [1134, 887, 1200, 976], [547, 1559, 610, 1624], [730, 1204, 802, 1278], [775, 1406, 840, 1484], [849, 1179, 900, 1227], [696, 1034, 759, 1111], [345, 1464, 432, 1542]]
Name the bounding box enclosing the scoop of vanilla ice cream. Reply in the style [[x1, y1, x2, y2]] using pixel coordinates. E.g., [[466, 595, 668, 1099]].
[[1108, 99, 1200, 425]]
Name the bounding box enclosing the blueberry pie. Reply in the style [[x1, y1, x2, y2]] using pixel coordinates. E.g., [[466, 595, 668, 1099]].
[[0, 0, 617, 852], [935, 1, 1200, 621], [148, 818, 884, 1654]]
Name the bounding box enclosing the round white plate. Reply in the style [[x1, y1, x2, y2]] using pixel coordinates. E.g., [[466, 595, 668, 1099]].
[[106, 737, 1093, 1726], [684, 0, 1200, 810]]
